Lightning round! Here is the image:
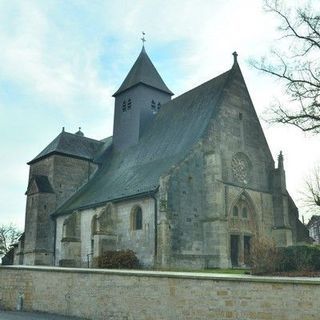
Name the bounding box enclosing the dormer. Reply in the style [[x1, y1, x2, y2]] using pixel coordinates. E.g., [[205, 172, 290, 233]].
[[112, 46, 173, 150]]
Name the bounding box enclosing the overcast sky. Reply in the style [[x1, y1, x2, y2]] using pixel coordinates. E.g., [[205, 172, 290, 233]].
[[1, 0, 319, 230]]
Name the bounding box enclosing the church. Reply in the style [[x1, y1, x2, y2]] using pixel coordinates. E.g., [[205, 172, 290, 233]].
[[14, 44, 309, 269]]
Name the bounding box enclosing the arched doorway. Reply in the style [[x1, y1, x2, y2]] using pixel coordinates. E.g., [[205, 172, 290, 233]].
[[228, 192, 257, 267]]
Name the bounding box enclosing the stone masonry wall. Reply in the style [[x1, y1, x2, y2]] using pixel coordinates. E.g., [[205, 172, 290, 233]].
[[23, 155, 97, 266], [55, 197, 155, 267], [0, 266, 319, 320], [52, 155, 97, 207]]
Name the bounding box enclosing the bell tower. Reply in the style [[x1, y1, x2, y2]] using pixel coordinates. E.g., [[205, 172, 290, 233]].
[[112, 45, 173, 150]]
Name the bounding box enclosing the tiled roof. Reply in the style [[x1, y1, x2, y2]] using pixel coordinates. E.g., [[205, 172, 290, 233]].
[[54, 66, 235, 216], [28, 131, 104, 165], [113, 47, 173, 96]]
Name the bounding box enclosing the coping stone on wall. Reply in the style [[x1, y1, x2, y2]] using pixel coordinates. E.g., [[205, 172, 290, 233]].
[[1, 265, 320, 286]]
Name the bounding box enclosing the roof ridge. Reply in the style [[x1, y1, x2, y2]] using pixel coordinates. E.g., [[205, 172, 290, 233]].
[[62, 131, 103, 143]]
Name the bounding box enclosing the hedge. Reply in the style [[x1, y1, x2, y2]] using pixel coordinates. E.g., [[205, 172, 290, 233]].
[[94, 250, 140, 269]]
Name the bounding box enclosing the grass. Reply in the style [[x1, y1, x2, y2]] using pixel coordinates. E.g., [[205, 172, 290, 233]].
[[157, 268, 249, 275], [198, 268, 248, 275]]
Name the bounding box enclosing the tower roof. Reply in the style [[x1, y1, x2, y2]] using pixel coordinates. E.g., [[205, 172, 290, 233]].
[[28, 130, 103, 165], [113, 47, 173, 97]]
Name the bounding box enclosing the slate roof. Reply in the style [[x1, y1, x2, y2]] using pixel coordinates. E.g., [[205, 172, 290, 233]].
[[28, 131, 104, 165], [26, 175, 54, 194], [54, 65, 235, 216], [113, 47, 173, 96]]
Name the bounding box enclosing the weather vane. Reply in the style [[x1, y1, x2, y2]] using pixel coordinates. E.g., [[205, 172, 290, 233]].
[[141, 31, 146, 46]]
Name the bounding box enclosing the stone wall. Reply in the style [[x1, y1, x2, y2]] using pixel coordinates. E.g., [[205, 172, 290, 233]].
[[0, 266, 319, 320], [23, 154, 97, 266], [55, 197, 155, 267]]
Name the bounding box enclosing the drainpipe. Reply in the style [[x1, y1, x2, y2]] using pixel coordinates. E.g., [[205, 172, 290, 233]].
[[52, 216, 57, 266], [149, 192, 158, 263]]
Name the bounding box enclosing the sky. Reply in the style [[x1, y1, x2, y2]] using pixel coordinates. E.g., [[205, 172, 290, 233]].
[[0, 0, 319, 230]]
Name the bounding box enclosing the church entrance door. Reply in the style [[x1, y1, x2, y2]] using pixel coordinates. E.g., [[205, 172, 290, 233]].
[[230, 235, 239, 267], [244, 235, 251, 266]]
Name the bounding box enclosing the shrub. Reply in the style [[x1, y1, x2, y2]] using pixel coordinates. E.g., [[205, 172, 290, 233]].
[[251, 236, 280, 275], [251, 239, 320, 274], [94, 250, 140, 269], [277, 245, 320, 272]]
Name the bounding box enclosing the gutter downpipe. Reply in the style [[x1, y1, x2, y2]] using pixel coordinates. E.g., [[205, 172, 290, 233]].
[[149, 191, 158, 265], [52, 215, 57, 266]]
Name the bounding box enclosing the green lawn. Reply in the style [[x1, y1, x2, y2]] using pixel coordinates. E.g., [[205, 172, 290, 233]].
[[158, 268, 249, 275], [197, 268, 249, 275]]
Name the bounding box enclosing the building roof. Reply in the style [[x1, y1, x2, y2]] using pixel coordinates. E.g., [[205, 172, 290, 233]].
[[28, 130, 104, 165], [113, 47, 173, 97], [54, 64, 238, 216]]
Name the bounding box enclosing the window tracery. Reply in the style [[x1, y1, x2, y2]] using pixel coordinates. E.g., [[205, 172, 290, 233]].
[[231, 153, 252, 184]]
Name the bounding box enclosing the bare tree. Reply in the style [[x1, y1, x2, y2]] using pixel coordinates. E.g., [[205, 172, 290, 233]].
[[0, 224, 22, 255], [300, 166, 320, 214], [252, 0, 320, 133]]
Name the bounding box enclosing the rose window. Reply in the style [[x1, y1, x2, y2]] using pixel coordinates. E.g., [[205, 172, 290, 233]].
[[231, 153, 251, 183]]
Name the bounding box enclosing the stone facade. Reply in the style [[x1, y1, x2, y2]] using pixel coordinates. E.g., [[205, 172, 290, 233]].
[[23, 155, 97, 266], [17, 47, 309, 269], [55, 197, 156, 267], [1, 266, 320, 320]]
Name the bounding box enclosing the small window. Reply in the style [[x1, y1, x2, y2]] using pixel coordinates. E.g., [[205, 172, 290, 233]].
[[242, 207, 248, 218], [131, 206, 143, 230], [233, 206, 239, 217], [157, 102, 161, 111], [122, 100, 127, 112], [127, 99, 132, 110], [239, 112, 243, 120]]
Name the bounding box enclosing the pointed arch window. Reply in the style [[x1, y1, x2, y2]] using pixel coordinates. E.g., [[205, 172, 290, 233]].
[[157, 102, 161, 111], [242, 207, 248, 218], [231, 195, 250, 220], [91, 214, 98, 236], [131, 206, 143, 230], [122, 100, 127, 112]]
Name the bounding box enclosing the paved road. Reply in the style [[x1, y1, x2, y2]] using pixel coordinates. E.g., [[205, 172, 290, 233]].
[[0, 311, 85, 320]]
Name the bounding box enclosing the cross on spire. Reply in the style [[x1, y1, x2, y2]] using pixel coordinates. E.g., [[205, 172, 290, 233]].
[[141, 32, 146, 47], [232, 51, 238, 63]]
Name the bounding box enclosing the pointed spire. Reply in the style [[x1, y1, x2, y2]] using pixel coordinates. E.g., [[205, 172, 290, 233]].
[[278, 150, 284, 170], [113, 46, 173, 97]]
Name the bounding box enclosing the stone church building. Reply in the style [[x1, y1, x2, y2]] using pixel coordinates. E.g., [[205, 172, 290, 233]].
[[15, 46, 309, 269]]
